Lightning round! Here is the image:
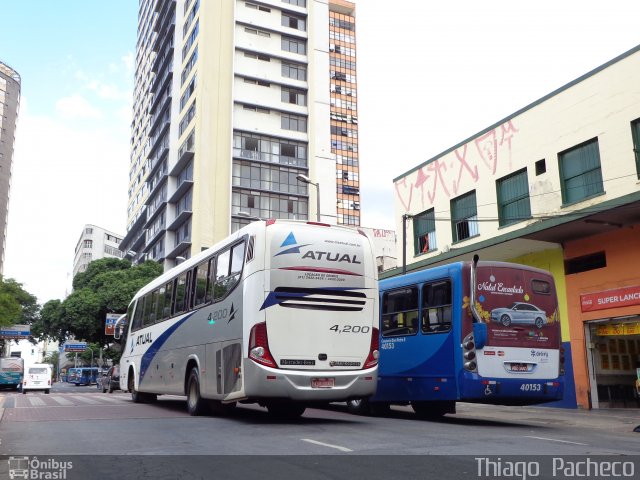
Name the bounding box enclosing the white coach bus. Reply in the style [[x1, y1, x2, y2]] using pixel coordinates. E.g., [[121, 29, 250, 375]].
[[116, 219, 379, 418]]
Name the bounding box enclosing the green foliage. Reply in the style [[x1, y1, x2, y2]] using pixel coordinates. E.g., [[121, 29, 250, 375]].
[[35, 259, 163, 347], [0, 277, 39, 327]]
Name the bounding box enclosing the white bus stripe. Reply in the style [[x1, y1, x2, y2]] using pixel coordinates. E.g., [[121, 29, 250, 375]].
[[50, 396, 74, 406], [524, 435, 588, 446], [302, 438, 353, 452]]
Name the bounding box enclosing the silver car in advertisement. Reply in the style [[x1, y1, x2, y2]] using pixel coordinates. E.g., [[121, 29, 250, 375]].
[[490, 302, 547, 328]]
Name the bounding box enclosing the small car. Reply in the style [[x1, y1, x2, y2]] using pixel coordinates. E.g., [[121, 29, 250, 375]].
[[99, 365, 121, 393], [490, 302, 547, 328]]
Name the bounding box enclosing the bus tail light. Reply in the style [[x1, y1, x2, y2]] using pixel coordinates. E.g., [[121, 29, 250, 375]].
[[462, 332, 478, 372], [249, 322, 277, 369], [363, 327, 379, 369], [559, 345, 566, 376]]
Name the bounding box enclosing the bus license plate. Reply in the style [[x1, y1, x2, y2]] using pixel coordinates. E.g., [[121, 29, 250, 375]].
[[311, 378, 335, 388], [509, 363, 531, 372]]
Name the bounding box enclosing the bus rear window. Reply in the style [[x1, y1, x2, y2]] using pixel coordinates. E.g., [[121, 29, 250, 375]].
[[531, 279, 551, 295], [29, 368, 47, 374]]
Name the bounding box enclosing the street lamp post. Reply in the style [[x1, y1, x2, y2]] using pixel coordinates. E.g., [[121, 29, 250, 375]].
[[296, 174, 320, 222], [402, 213, 413, 275]]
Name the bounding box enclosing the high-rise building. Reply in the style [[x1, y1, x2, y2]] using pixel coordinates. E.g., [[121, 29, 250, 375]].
[[73, 224, 124, 277], [0, 61, 21, 275], [121, 0, 360, 270]]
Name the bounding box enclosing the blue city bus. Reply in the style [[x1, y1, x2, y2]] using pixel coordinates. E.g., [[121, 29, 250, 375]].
[[348, 258, 564, 417], [67, 367, 99, 385]]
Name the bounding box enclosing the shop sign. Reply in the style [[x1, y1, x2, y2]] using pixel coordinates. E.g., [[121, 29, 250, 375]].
[[580, 285, 640, 312], [596, 322, 640, 336]]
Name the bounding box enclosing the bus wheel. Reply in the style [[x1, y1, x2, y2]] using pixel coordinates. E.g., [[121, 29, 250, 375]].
[[411, 401, 455, 419], [500, 314, 511, 327], [186, 368, 207, 416], [45, 390, 50, 394], [128, 374, 152, 403], [209, 400, 236, 416], [535, 317, 544, 328], [346, 398, 371, 415], [266, 402, 306, 419]]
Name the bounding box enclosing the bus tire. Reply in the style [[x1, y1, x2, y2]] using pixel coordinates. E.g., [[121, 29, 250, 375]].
[[186, 368, 207, 416], [22, 389, 26, 395], [347, 398, 372, 415], [411, 401, 455, 419], [266, 402, 306, 419], [45, 390, 50, 394], [500, 314, 511, 327]]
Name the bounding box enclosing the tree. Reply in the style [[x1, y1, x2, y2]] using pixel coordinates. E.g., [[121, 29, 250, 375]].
[[0, 277, 39, 354], [0, 277, 39, 327], [34, 259, 162, 347]]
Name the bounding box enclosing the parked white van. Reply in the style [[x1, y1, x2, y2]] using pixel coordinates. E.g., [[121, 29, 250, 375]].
[[22, 364, 53, 394]]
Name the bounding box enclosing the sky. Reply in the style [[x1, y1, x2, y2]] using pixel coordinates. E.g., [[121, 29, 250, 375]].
[[1, 0, 639, 304]]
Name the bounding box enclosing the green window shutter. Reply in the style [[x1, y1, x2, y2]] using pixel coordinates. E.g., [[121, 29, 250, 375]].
[[559, 139, 603, 204], [497, 169, 531, 226], [632, 119, 640, 179], [450, 192, 477, 242]]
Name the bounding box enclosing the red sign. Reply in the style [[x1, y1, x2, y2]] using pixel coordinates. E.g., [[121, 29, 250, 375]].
[[580, 285, 640, 312]]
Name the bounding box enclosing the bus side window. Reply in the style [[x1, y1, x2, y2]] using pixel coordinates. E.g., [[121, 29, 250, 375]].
[[205, 257, 216, 303], [174, 273, 189, 314], [214, 249, 231, 300], [144, 290, 159, 326], [132, 300, 144, 332], [163, 280, 174, 319], [156, 285, 166, 322], [381, 287, 419, 337], [230, 242, 246, 284], [422, 280, 452, 334], [193, 261, 209, 307]]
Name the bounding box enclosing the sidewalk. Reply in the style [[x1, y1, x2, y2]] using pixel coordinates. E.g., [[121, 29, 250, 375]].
[[455, 402, 640, 433]]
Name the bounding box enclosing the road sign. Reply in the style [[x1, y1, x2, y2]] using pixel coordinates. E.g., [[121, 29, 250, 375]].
[[105, 313, 122, 336], [64, 342, 87, 352], [0, 324, 30, 339]]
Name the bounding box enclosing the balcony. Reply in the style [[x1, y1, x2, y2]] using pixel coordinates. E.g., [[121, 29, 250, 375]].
[[168, 178, 193, 204], [166, 239, 192, 260], [232, 147, 307, 168], [168, 207, 192, 231]]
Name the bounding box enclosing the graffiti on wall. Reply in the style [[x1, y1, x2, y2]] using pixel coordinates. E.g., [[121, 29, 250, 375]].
[[395, 120, 519, 211]]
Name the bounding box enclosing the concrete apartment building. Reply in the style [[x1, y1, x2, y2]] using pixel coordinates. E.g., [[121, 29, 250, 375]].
[[0, 61, 20, 275], [391, 45, 640, 409], [73, 224, 124, 277], [121, 0, 361, 269]]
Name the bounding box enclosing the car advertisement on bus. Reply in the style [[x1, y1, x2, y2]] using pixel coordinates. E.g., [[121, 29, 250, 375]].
[[465, 263, 560, 349]]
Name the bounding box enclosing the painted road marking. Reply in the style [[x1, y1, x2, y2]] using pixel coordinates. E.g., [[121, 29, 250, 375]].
[[69, 395, 102, 405], [524, 435, 588, 446], [27, 397, 46, 406], [302, 438, 353, 452], [50, 396, 74, 406]]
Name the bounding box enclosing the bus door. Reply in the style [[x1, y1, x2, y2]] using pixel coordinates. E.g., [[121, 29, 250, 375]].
[[376, 280, 456, 402], [263, 223, 376, 372]]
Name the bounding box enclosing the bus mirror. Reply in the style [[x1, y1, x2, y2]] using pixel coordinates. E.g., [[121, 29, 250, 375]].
[[472, 322, 487, 350], [114, 316, 127, 341]]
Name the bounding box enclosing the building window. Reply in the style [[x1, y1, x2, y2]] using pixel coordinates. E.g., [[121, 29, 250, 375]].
[[451, 191, 478, 242], [283, 0, 306, 6], [632, 118, 640, 179], [282, 36, 306, 55], [282, 13, 306, 31], [413, 209, 436, 254], [281, 113, 307, 132], [281, 87, 306, 106], [535, 159, 546, 176], [496, 168, 531, 227], [558, 138, 604, 205], [282, 62, 306, 81], [565, 251, 606, 275]]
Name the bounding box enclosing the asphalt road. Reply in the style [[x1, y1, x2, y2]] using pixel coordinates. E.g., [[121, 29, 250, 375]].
[[1, 383, 639, 479]]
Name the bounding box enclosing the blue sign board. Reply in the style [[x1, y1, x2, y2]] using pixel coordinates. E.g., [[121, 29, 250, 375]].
[[64, 342, 88, 352], [0, 325, 30, 338]]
